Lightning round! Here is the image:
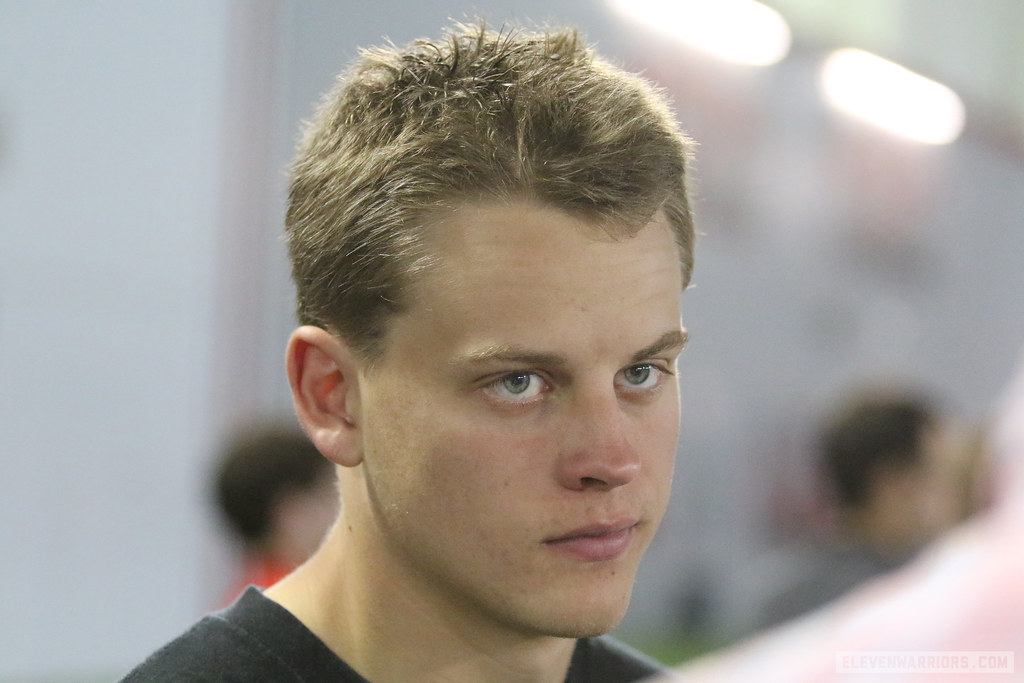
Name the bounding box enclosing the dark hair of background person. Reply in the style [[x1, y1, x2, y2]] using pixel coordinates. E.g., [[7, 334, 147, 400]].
[[214, 426, 331, 546], [819, 392, 937, 510]]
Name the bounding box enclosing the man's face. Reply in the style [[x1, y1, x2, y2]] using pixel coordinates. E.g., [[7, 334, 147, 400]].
[[348, 200, 686, 639]]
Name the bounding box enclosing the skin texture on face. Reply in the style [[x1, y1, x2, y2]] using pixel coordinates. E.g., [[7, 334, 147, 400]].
[[273, 199, 687, 680], [348, 200, 686, 639]]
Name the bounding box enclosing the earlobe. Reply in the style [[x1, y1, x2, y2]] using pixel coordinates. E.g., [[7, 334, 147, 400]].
[[286, 325, 364, 468]]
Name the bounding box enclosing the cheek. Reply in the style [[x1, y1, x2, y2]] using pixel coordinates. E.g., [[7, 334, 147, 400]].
[[641, 397, 681, 490], [370, 407, 548, 520], [427, 421, 552, 496]]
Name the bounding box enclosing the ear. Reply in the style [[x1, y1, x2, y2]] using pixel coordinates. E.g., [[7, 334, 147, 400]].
[[286, 325, 364, 468]]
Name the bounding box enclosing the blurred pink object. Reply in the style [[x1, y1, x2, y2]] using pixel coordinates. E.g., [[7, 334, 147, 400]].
[[666, 348, 1024, 682]]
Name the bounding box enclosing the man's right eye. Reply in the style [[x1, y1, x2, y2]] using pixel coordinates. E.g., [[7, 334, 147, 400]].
[[483, 372, 547, 403]]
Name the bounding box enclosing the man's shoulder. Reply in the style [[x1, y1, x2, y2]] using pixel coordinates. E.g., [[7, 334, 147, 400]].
[[119, 588, 366, 682], [119, 611, 265, 682], [568, 635, 665, 682], [120, 588, 663, 682]]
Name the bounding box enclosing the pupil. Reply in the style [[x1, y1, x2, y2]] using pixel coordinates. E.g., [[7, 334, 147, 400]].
[[503, 373, 532, 394]]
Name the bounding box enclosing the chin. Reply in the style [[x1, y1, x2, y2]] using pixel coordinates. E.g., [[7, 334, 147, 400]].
[[527, 589, 634, 639], [541, 606, 630, 639]]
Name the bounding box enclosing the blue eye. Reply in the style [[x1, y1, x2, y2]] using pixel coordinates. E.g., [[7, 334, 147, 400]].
[[501, 373, 534, 394], [484, 372, 547, 403], [622, 365, 652, 386], [616, 364, 663, 392]]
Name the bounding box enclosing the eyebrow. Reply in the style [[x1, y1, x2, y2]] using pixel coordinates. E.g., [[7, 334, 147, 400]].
[[630, 329, 689, 364], [455, 329, 689, 368]]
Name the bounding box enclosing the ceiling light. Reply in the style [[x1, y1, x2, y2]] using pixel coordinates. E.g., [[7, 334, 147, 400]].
[[821, 48, 965, 145], [608, 0, 791, 66]]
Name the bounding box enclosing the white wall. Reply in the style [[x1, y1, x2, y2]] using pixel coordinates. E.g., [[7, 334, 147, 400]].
[[0, 2, 237, 679]]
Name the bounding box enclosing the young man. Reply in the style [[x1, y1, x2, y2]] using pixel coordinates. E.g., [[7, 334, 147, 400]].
[[123, 20, 695, 682]]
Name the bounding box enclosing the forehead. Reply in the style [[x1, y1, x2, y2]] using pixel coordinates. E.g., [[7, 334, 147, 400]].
[[391, 200, 683, 353], [421, 199, 679, 279]]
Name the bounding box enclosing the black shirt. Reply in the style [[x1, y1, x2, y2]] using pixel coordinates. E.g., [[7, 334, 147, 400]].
[[121, 587, 664, 682]]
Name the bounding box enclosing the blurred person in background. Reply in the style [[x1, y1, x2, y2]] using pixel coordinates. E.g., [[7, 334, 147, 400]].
[[946, 420, 997, 523], [734, 388, 960, 637], [214, 424, 339, 604], [667, 346, 1024, 682]]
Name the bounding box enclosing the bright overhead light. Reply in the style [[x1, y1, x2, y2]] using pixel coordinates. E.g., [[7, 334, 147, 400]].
[[608, 0, 791, 66], [821, 48, 965, 145]]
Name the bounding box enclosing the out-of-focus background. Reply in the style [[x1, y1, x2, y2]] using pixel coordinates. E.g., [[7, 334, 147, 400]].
[[2, 1, 1023, 680]]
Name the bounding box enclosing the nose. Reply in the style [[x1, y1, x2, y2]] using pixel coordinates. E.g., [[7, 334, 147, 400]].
[[556, 389, 641, 491]]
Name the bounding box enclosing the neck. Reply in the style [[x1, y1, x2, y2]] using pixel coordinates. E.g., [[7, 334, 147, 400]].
[[265, 515, 577, 683]]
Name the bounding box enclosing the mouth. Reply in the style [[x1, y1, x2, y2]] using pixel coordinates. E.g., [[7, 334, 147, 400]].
[[542, 521, 639, 562]]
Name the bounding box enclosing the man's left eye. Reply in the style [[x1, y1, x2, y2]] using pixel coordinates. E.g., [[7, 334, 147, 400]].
[[619, 364, 663, 390], [622, 365, 652, 385]]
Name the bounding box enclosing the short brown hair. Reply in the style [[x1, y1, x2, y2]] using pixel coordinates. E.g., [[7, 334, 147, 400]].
[[287, 21, 695, 360]]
